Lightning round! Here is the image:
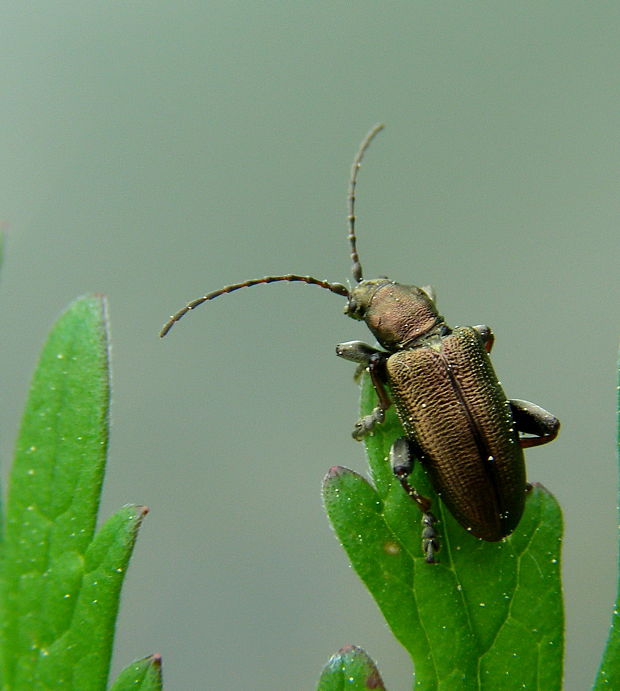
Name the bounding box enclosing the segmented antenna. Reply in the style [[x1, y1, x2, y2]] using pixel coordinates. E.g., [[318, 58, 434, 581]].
[[160, 275, 349, 337], [161, 126, 385, 337], [348, 123, 385, 283]]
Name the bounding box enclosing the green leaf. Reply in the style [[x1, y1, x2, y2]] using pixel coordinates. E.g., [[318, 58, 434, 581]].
[[0, 296, 150, 689], [30, 505, 148, 687], [323, 374, 564, 690], [110, 654, 163, 691], [317, 645, 386, 690], [0, 235, 4, 544], [593, 351, 620, 688]]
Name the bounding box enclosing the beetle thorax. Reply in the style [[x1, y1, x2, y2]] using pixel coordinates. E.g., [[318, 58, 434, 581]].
[[345, 279, 443, 350]]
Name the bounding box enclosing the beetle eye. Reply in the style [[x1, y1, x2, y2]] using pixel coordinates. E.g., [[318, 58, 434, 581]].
[[345, 298, 365, 320]]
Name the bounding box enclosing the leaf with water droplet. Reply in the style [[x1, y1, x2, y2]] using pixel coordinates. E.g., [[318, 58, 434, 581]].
[[0, 296, 150, 689], [323, 373, 564, 688]]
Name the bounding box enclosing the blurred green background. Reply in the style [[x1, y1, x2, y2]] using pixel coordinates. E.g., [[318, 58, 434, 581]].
[[1, 3, 619, 689]]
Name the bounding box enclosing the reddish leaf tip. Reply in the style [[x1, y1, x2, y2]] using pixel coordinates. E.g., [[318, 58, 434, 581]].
[[149, 653, 162, 667], [324, 465, 349, 480], [338, 644, 357, 653]]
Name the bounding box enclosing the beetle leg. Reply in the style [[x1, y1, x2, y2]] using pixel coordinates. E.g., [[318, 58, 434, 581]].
[[335, 340, 384, 363], [353, 352, 392, 439], [336, 340, 383, 382], [390, 437, 439, 563], [510, 399, 560, 448], [421, 513, 439, 564], [472, 324, 495, 353], [336, 342, 391, 439]]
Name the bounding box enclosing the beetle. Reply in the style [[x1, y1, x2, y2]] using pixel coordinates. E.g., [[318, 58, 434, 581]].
[[160, 124, 559, 563]]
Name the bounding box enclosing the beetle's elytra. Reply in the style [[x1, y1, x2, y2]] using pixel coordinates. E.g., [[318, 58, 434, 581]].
[[161, 125, 559, 563]]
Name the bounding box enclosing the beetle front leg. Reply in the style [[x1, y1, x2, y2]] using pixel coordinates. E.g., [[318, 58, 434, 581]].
[[336, 341, 391, 439], [390, 437, 439, 563], [510, 399, 560, 448]]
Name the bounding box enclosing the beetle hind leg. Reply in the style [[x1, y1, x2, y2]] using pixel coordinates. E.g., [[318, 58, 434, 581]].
[[510, 399, 560, 448], [390, 437, 439, 563]]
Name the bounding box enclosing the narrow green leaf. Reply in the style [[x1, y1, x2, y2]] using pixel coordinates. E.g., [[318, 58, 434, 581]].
[[0, 233, 5, 547], [323, 374, 564, 690], [593, 351, 620, 689], [0, 295, 151, 689], [31, 505, 149, 688], [317, 645, 386, 691], [110, 654, 163, 691], [1, 295, 110, 687]]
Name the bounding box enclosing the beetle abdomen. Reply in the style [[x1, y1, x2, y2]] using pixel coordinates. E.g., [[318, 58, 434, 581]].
[[386, 326, 525, 541]]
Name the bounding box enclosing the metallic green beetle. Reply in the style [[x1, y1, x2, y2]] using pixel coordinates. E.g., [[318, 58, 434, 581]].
[[161, 125, 560, 563]]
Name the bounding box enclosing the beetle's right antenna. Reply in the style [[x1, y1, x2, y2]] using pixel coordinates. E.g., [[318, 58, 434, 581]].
[[348, 123, 385, 283]]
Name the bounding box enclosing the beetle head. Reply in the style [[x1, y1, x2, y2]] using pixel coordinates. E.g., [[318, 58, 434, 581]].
[[346, 278, 441, 350]]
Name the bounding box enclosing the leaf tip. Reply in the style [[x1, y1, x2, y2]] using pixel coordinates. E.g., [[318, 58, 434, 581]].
[[149, 652, 162, 667], [323, 465, 349, 482], [320, 645, 386, 690]]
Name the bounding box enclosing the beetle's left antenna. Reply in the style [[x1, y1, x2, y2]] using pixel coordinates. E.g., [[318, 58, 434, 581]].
[[160, 274, 349, 337], [347, 123, 384, 284]]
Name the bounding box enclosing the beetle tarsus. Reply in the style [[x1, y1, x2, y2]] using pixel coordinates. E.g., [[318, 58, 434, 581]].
[[352, 406, 385, 440], [422, 512, 439, 563], [390, 437, 439, 561]]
